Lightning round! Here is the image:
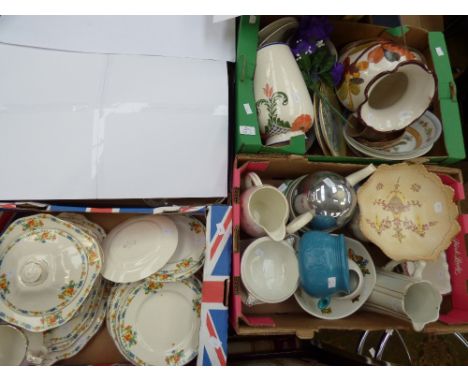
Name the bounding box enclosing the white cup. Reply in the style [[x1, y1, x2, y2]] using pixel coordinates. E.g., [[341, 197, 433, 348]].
[[240, 172, 314, 241], [364, 260, 442, 331], [0, 324, 28, 365]]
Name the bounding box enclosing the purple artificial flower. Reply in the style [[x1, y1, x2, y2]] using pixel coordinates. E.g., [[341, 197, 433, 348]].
[[291, 38, 317, 58], [295, 16, 333, 44], [331, 62, 345, 87]]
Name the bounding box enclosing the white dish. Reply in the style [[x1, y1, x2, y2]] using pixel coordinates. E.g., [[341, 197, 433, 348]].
[[259, 21, 299, 47], [0, 214, 102, 331], [402, 252, 451, 295], [0, 324, 28, 365], [102, 216, 178, 283], [150, 216, 205, 282], [294, 237, 376, 319], [241, 237, 299, 303], [112, 278, 201, 366]]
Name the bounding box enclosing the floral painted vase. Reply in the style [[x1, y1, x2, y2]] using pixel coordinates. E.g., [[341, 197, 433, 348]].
[[254, 43, 314, 146], [336, 39, 435, 133]]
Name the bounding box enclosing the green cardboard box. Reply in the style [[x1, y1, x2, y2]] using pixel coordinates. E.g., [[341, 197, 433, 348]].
[[235, 16, 465, 163]]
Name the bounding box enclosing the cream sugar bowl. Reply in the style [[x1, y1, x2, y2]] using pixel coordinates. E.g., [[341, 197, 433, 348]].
[[336, 39, 436, 133], [0, 324, 28, 365]]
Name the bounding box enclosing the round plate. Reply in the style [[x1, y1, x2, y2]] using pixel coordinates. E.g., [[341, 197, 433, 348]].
[[150, 216, 205, 282], [318, 83, 346, 156], [343, 111, 441, 160], [294, 237, 376, 319], [0, 214, 102, 332], [313, 92, 331, 155], [357, 163, 460, 261], [102, 216, 178, 283], [258, 17, 298, 46], [115, 278, 201, 366]]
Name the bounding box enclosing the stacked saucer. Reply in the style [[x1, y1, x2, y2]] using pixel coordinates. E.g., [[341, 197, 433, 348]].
[[106, 276, 201, 366]]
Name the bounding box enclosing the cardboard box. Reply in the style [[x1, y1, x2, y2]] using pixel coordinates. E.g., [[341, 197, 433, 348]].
[[231, 154, 468, 338], [0, 202, 232, 366], [235, 16, 465, 163]]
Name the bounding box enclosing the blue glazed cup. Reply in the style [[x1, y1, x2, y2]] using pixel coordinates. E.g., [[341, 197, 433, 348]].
[[298, 231, 350, 308]]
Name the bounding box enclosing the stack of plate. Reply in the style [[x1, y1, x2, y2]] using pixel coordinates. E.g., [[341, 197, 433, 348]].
[[343, 111, 442, 160], [41, 276, 110, 365], [106, 276, 202, 366], [102, 215, 206, 283], [0, 214, 103, 332], [57, 213, 106, 243]]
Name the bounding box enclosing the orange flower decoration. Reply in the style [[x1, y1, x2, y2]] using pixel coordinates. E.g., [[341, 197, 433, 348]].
[[263, 83, 273, 98], [368, 42, 415, 64], [291, 114, 313, 133]]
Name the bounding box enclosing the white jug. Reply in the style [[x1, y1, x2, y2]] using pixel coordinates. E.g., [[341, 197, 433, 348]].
[[364, 261, 442, 332]]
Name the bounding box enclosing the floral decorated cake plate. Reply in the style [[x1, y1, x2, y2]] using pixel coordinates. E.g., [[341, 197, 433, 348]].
[[294, 237, 376, 319], [102, 215, 178, 283], [0, 214, 102, 332], [114, 277, 201, 366], [357, 163, 460, 261], [149, 216, 205, 282]]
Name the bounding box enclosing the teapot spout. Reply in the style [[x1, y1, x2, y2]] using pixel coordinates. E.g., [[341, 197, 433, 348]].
[[345, 164, 376, 187]]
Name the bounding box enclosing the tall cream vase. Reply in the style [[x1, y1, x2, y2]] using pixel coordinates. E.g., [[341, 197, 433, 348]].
[[254, 43, 314, 146]]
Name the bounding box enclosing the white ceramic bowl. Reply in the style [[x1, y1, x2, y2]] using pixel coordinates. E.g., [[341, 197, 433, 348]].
[[0, 324, 28, 365], [241, 237, 299, 303]]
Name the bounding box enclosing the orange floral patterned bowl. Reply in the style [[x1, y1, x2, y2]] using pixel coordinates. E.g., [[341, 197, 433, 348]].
[[357, 163, 460, 261], [336, 39, 436, 133]]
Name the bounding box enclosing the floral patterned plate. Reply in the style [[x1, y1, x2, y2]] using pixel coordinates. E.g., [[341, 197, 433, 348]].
[[44, 276, 105, 351], [0, 214, 102, 332], [57, 213, 107, 243], [357, 163, 460, 261], [42, 279, 110, 365], [294, 237, 376, 319], [113, 277, 201, 366], [149, 216, 205, 282], [343, 111, 442, 160], [102, 215, 178, 283]]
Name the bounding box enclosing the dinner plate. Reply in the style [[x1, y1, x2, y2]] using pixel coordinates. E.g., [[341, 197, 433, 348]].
[[343, 111, 442, 160], [57, 213, 106, 243], [318, 84, 346, 156], [150, 216, 205, 282], [258, 17, 298, 46], [102, 215, 178, 283], [113, 278, 201, 366], [42, 279, 110, 365], [294, 237, 376, 319], [0, 214, 102, 331]]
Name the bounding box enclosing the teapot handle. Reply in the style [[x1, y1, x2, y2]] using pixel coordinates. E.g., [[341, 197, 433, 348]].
[[345, 164, 376, 187], [286, 211, 314, 235]]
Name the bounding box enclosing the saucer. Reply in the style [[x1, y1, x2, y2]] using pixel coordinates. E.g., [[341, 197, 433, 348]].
[[102, 215, 178, 283], [313, 92, 331, 155], [294, 237, 376, 319]]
